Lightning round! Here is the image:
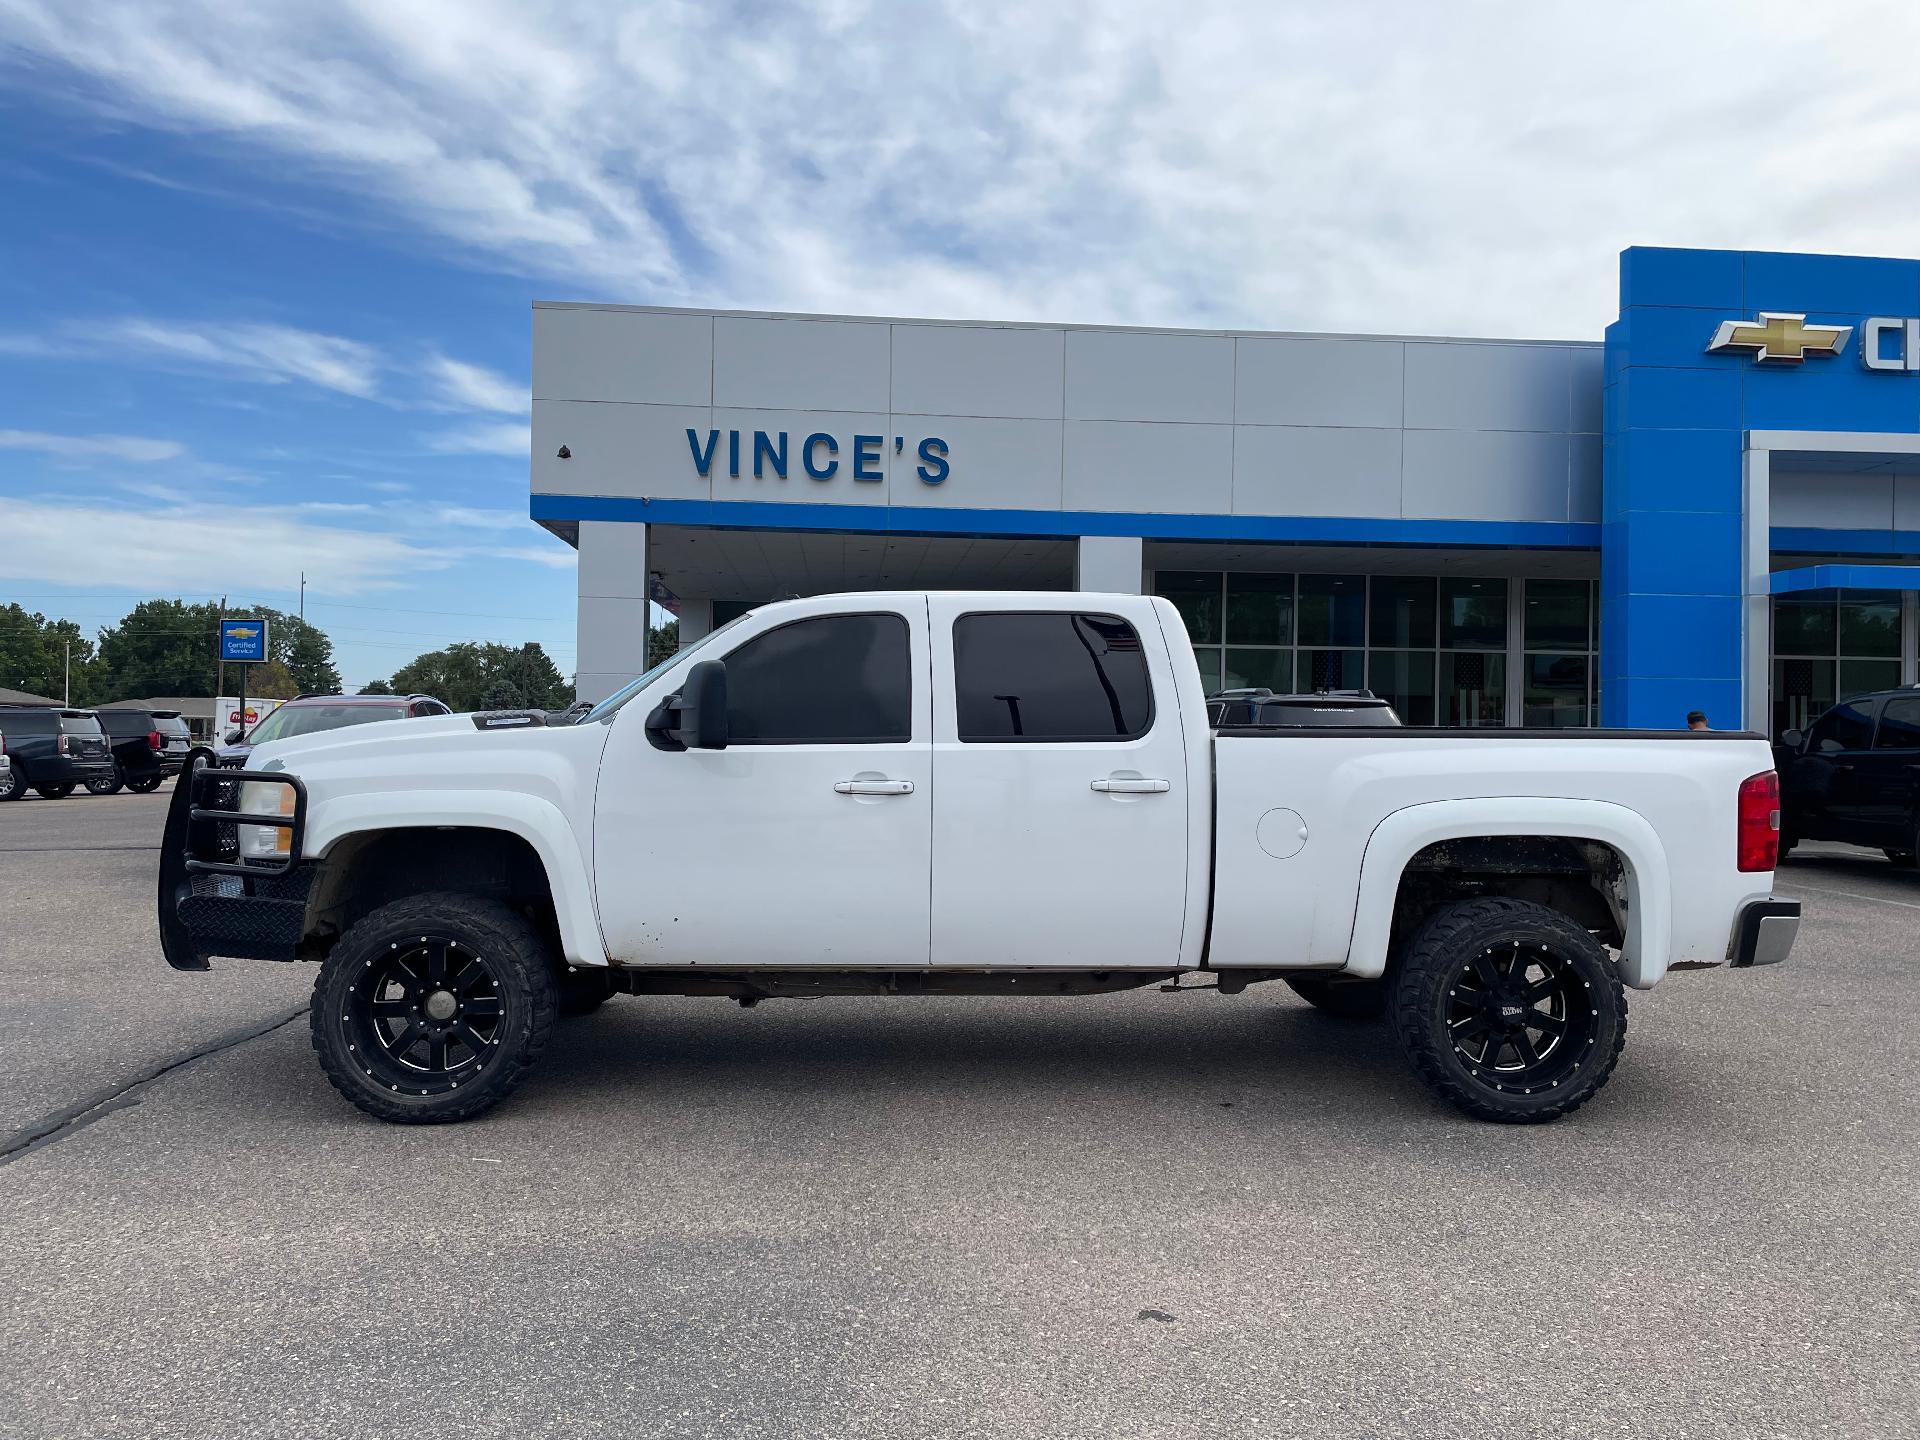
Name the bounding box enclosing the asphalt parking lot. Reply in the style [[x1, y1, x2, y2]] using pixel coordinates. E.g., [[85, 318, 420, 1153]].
[[2, 790, 1916, 1439]]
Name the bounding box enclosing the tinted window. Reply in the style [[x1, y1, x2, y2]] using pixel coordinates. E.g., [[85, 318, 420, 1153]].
[[155, 716, 191, 738], [0, 710, 54, 734], [1875, 695, 1920, 749], [246, 703, 409, 744], [724, 613, 911, 744], [954, 612, 1152, 742], [1808, 700, 1875, 754], [58, 713, 103, 737], [96, 710, 150, 737]]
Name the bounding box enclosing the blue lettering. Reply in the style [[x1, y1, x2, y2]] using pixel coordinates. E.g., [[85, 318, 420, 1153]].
[[728, 429, 740, 478], [753, 430, 788, 479], [686, 428, 719, 477], [915, 436, 950, 485], [804, 432, 838, 479], [852, 434, 883, 482]]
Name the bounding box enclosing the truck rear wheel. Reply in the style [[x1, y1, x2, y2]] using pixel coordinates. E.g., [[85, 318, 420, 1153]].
[[86, 767, 125, 796], [1390, 897, 1626, 1124], [1284, 975, 1386, 1018], [311, 892, 558, 1124]]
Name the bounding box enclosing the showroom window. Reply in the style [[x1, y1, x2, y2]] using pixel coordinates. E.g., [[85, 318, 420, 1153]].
[[1155, 572, 1586, 727], [1772, 589, 1902, 739], [1521, 579, 1596, 727]]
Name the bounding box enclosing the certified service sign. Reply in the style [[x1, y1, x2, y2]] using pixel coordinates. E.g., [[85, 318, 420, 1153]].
[[219, 617, 269, 664]]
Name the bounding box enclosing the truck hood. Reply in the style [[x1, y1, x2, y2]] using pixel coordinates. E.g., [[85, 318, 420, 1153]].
[[249, 712, 613, 815]]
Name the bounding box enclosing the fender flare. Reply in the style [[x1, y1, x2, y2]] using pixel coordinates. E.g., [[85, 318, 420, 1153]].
[[1344, 797, 1672, 989], [304, 791, 605, 968]]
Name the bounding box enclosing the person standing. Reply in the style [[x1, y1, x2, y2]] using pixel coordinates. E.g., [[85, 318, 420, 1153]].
[[1687, 710, 1708, 731]]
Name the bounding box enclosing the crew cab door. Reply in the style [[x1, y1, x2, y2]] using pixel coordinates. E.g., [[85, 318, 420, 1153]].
[[926, 599, 1191, 969], [1799, 697, 1880, 840], [594, 598, 933, 968]]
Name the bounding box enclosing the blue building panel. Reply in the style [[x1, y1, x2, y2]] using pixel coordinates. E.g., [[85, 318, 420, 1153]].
[[1604, 245, 1920, 728]]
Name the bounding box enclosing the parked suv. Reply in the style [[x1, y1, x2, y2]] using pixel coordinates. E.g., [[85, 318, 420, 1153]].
[[1207, 688, 1404, 728], [1776, 687, 1920, 866], [0, 707, 116, 799], [88, 708, 194, 795], [216, 693, 453, 767]]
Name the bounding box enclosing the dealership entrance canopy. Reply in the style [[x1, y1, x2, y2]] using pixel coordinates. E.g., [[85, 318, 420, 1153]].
[[531, 246, 1920, 732]]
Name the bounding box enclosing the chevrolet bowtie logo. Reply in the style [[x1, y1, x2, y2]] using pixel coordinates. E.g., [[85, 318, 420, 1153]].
[[1707, 312, 1851, 363]]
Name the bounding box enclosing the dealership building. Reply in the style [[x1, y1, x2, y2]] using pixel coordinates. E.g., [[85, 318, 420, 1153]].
[[531, 246, 1920, 733]]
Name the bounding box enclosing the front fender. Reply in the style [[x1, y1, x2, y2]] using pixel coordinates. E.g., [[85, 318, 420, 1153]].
[[1343, 797, 1672, 989], [305, 790, 605, 967]]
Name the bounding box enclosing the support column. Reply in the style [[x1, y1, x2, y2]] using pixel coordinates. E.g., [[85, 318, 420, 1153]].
[[677, 598, 713, 647], [1073, 535, 1144, 594], [1741, 447, 1774, 735], [576, 520, 650, 703]]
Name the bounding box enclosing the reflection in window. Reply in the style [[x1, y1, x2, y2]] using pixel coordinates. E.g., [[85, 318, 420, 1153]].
[[1772, 588, 1905, 738]]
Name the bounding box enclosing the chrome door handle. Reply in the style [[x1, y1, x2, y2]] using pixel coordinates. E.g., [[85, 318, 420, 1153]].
[[1090, 778, 1170, 794], [834, 779, 914, 796]]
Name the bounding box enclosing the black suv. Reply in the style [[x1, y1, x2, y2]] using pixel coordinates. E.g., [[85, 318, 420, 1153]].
[[0, 707, 116, 800], [89, 708, 194, 795], [1775, 687, 1920, 866], [1207, 688, 1404, 728]]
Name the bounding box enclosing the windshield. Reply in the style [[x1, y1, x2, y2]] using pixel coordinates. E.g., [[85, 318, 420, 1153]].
[[583, 612, 753, 722], [247, 702, 408, 744]]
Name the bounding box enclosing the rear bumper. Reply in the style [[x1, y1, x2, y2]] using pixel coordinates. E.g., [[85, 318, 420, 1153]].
[[1728, 897, 1801, 969], [41, 756, 116, 784]]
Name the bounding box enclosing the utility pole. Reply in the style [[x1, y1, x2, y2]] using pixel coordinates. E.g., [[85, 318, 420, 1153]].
[[63, 640, 70, 707], [216, 593, 228, 706], [299, 572, 306, 623]]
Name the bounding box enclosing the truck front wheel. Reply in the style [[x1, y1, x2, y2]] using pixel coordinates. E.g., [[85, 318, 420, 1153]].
[[311, 892, 558, 1124], [1390, 897, 1626, 1124]]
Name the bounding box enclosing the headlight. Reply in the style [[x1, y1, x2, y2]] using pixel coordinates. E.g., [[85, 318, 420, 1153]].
[[237, 780, 296, 859]]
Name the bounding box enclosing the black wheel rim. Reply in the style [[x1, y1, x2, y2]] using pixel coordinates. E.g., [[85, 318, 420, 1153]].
[[342, 935, 507, 1097], [1444, 940, 1597, 1095]]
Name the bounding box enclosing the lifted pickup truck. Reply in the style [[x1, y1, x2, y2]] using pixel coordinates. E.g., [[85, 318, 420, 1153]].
[[159, 591, 1798, 1126]]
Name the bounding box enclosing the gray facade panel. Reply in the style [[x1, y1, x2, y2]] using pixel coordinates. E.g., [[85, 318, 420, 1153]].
[[1773, 470, 1896, 530], [1403, 341, 1573, 433], [533, 307, 712, 406], [886, 415, 1063, 510], [1064, 329, 1234, 424], [1231, 425, 1402, 518], [533, 399, 713, 500], [712, 408, 893, 505], [713, 316, 889, 411], [1233, 336, 1404, 428], [889, 323, 1065, 419], [1062, 420, 1233, 514], [1402, 429, 1571, 522]]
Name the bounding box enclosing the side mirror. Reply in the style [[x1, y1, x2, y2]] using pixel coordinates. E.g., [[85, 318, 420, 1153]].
[[225, 729, 243, 745], [645, 660, 730, 750], [1780, 727, 1804, 751]]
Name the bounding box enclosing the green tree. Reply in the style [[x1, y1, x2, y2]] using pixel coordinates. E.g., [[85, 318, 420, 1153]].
[[0, 604, 97, 703], [94, 599, 223, 699], [647, 619, 679, 668], [358, 678, 394, 695], [388, 641, 569, 712]]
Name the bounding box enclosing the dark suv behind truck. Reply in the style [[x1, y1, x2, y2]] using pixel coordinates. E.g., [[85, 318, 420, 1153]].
[[1775, 687, 1920, 866], [0, 707, 116, 799], [90, 708, 194, 795]]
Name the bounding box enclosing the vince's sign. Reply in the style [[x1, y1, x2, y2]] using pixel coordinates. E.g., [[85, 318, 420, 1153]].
[[687, 428, 950, 485]]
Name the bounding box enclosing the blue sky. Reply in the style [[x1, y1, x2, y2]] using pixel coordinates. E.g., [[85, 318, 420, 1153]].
[[4, 1, 1920, 690]]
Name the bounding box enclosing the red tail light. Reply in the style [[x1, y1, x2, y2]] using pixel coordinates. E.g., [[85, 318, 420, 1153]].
[[57, 733, 69, 755], [1737, 770, 1781, 872], [148, 729, 163, 751]]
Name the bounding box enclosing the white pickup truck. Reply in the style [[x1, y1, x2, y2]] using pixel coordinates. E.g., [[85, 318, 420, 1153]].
[[158, 590, 1798, 1126]]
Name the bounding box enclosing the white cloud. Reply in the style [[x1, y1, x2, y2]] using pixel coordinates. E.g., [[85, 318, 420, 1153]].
[[97, 318, 382, 396], [433, 504, 531, 530], [6, 2, 1920, 339], [0, 317, 383, 396], [427, 354, 525, 414], [0, 497, 449, 595], [0, 428, 186, 462], [426, 421, 530, 456], [489, 544, 576, 570]]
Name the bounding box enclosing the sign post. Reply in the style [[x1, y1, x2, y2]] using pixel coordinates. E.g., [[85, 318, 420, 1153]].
[[218, 618, 269, 747]]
